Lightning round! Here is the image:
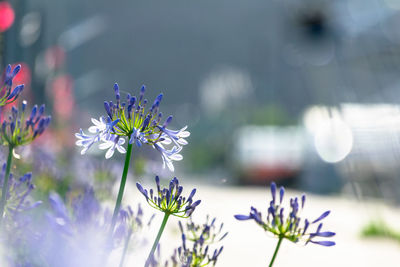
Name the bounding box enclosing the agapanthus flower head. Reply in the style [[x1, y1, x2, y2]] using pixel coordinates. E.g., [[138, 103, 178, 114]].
[[169, 216, 227, 267], [234, 182, 335, 247], [0, 100, 51, 147], [113, 203, 155, 242], [75, 83, 189, 171], [0, 163, 41, 221], [136, 176, 201, 218], [0, 64, 24, 107], [173, 237, 224, 267], [179, 215, 228, 245]]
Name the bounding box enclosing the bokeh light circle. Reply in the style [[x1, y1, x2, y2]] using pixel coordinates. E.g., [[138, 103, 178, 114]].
[[0, 2, 14, 32], [314, 118, 353, 163]]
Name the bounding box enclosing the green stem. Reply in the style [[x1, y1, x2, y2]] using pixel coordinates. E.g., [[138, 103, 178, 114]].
[[119, 229, 133, 267], [0, 145, 13, 227], [269, 236, 283, 267], [109, 142, 133, 236], [144, 213, 170, 267]]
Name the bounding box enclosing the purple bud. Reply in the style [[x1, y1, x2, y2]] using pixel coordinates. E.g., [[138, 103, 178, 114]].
[[136, 183, 148, 200], [139, 85, 146, 101], [38, 104, 45, 117], [191, 199, 201, 208], [279, 208, 284, 225], [29, 105, 37, 121], [12, 64, 21, 77], [301, 194, 306, 209], [5, 64, 11, 75], [234, 214, 252, 220], [155, 176, 160, 192], [10, 121, 15, 134], [114, 83, 120, 100], [187, 188, 196, 203], [312, 210, 330, 224], [310, 240, 335, 246], [315, 231, 336, 237], [7, 84, 24, 101], [176, 186, 183, 199], [279, 186, 284, 204], [166, 190, 171, 206], [129, 97, 136, 107], [303, 219, 309, 235], [163, 115, 173, 127], [141, 115, 151, 131], [270, 182, 276, 203]]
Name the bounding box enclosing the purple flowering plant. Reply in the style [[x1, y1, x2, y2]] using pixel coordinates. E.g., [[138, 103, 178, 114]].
[[75, 83, 189, 169], [75, 83, 190, 240], [235, 182, 335, 266], [0, 164, 41, 224], [172, 216, 227, 267], [117, 204, 156, 267], [0, 63, 339, 267], [136, 176, 201, 267], [0, 64, 51, 227], [0, 101, 51, 148]]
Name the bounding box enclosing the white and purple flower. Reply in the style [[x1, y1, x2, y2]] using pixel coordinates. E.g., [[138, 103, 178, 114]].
[[75, 84, 189, 171]]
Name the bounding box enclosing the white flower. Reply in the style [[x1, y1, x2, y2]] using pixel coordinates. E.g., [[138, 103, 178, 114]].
[[160, 125, 190, 146], [88, 117, 107, 133], [75, 129, 100, 155], [75, 117, 120, 157], [99, 136, 126, 159], [154, 143, 183, 171]]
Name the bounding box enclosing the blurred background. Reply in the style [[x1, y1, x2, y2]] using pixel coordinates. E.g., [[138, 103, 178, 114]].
[[2, 0, 400, 265]]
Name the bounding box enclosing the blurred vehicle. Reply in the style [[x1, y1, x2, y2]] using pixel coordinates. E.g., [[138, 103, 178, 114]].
[[233, 125, 305, 184]]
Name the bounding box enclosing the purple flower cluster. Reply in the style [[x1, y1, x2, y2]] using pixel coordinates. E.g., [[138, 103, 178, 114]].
[[235, 182, 335, 247], [76, 83, 189, 171], [0, 100, 51, 147], [43, 188, 133, 267], [171, 216, 227, 267], [0, 163, 41, 222], [0, 64, 24, 107], [137, 176, 200, 217], [114, 204, 155, 243]]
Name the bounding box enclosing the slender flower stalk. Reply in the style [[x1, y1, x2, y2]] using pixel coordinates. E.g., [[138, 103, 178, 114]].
[[269, 236, 283, 267], [145, 212, 170, 267], [0, 145, 13, 226], [116, 204, 153, 267], [119, 229, 133, 267], [109, 142, 133, 238], [235, 182, 335, 266], [137, 176, 201, 267]]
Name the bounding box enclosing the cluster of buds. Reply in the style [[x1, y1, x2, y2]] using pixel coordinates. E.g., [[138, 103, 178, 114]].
[[170, 216, 227, 267], [0, 101, 51, 147], [235, 182, 335, 247], [114, 204, 155, 243], [0, 64, 24, 107], [76, 83, 189, 171], [136, 176, 200, 218], [0, 163, 41, 221]]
